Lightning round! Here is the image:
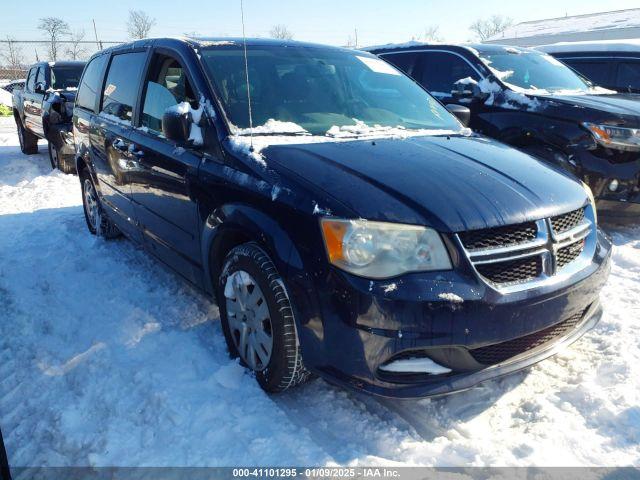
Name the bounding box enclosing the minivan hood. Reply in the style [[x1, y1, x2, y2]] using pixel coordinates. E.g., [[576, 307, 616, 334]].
[[262, 134, 588, 232], [531, 93, 640, 125]]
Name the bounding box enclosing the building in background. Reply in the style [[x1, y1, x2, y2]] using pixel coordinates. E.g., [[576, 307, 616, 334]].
[[484, 8, 640, 47]]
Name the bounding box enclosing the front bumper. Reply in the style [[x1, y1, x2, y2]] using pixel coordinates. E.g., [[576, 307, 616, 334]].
[[577, 148, 640, 221], [296, 229, 612, 399]]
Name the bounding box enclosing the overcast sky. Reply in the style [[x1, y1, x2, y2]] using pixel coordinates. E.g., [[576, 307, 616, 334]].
[[4, 0, 639, 49]]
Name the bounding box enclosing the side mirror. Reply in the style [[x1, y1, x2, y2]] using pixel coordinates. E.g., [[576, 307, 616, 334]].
[[451, 79, 488, 103], [162, 106, 192, 143], [446, 104, 471, 127], [34, 82, 46, 94]]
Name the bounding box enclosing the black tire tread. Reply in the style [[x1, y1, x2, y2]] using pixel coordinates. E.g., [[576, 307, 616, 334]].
[[219, 243, 312, 392]]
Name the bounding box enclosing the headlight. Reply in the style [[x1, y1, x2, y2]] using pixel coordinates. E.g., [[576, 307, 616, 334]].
[[582, 181, 597, 225], [583, 122, 640, 151], [320, 218, 452, 279]]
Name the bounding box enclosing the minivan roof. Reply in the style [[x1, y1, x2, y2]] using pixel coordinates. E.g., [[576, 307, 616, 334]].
[[95, 36, 360, 59]]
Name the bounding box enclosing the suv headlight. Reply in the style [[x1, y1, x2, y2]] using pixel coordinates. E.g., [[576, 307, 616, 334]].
[[583, 122, 640, 151], [320, 219, 452, 279]]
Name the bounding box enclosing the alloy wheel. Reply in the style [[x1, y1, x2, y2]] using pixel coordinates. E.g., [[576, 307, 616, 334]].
[[83, 178, 99, 231], [224, 270, 274, 371]]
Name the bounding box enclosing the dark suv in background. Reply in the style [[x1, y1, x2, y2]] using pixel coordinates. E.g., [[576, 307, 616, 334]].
[[369, 43, 640, 221], [73, 37, 610, 398], [538, 41, 640, 94]]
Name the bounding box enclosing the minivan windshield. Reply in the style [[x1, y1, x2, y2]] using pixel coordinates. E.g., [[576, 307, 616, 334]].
[[480, 50, 592, 93], [200, 45, 462, 136], [51, 65, 84, 90]]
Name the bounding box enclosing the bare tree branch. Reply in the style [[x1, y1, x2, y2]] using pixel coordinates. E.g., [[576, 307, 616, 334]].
[[66, 30, 87, 60], [269, 24, 294, 40], [1, 37, 25, 78], [420, 25, 442, 42], [469, 15, 513, 41], [127, 10, 156, 39], [38, 17, 70, 61]]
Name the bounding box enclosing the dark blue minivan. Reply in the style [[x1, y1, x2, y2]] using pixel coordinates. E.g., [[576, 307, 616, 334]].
[[73, 37, 611, 398]]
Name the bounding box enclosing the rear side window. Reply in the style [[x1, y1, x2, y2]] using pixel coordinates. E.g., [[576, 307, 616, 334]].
[[419, 52, 480, 97], [382, 52, 421, 78], [563, 59, 614, 87], [100, 51, 147, 124], [77, 55, 108, 112], [616, 61, 640, 92]]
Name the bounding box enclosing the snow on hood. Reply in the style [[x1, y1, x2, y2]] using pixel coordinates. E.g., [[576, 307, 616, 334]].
[[227, 119, 471, 167], [233, 119, 310, 136]]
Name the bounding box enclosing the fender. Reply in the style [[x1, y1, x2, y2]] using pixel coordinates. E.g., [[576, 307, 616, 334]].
[[200, 203, 304, 299]]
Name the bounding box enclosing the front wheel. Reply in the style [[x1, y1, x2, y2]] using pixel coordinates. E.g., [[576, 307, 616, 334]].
[[218, 243, 311, 393], [48, 142, 75, 174]]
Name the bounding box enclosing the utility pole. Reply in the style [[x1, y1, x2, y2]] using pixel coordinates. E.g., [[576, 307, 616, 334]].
[[93, 19, 103, 50], [354, 28, 358, 48]]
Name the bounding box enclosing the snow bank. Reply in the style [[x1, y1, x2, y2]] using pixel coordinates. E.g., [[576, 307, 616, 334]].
[[2, 116, 640, 467]]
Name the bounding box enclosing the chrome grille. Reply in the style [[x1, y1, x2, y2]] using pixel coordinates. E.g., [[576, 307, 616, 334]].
[[457, 206, 595, 291], [459, 222, 537, 250], [551, 208, 585, 235], [475, 256, 542, 284], [557, 240, 585, 270]]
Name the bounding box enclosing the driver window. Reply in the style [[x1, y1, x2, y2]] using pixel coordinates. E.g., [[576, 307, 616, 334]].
[[419, 52, 480, 98], [141, 54, 197, 134]]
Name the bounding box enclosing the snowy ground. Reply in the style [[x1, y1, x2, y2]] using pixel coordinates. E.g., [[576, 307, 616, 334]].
[[0, 115, 639, 467]]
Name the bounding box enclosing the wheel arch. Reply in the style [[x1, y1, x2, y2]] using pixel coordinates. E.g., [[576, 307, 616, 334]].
[[201, 203, 304, 300]]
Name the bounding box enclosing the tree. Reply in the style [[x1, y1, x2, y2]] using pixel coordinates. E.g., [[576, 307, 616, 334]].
[[38, 17, 70, 61], [66, 30, 87, 60], [423, 25, 442, 42], [1, 37, 25, 79], [469, 15, 513, 41], [127, 10, 156, 39], [269, 24, 293, 40]]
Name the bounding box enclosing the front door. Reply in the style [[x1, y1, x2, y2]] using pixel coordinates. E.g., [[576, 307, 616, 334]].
[[23, 66, 45, 137], [128, 51, 203, 284], [91, 51, 148, 242]]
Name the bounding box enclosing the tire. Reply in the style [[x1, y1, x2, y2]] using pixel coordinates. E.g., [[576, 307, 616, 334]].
[[79, 168, 121, 239], [48, 141, 59, 170], [48, 142, 75, 174], [217, 242, 311, 393], [15, 116, 38, 155]]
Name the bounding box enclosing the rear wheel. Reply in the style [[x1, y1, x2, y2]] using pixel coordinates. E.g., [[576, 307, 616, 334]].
[[48, 142, 59, 170], [79, 168, 121, 239], [217, 243, 312, 393], [15, 116, 38, 155]]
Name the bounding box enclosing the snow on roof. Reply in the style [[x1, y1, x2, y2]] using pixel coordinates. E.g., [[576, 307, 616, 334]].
[[537, 38, 640, 53], [488, 8, 640, 42]]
